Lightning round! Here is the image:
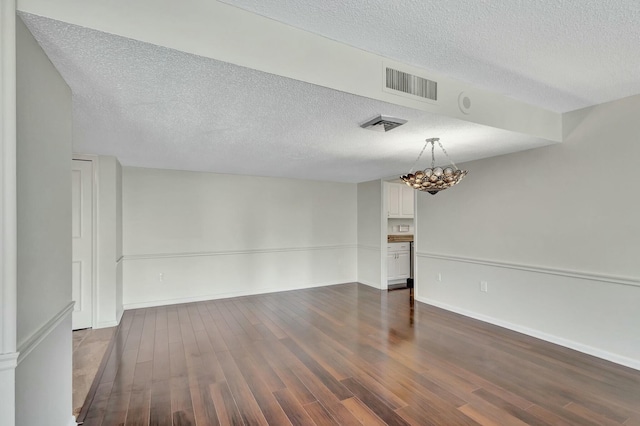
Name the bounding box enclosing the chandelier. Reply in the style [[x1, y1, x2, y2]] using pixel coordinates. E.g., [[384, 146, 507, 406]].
[[400, 138, 468, 195]]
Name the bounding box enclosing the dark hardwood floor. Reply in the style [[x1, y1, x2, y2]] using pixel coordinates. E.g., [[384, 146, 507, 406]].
[[81, 283, 640, 425]]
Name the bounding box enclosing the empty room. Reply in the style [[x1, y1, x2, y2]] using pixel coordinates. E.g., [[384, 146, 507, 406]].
[[1, 0, 639, 425]]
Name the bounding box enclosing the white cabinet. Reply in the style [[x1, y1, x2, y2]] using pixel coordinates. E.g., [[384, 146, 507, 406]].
[[387, 183, 414, 218], [387, 242, 411, 282]]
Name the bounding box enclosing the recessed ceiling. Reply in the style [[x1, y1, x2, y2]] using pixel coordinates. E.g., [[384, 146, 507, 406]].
[[221, 0, 640, 113], [21, 13, 555, 183]]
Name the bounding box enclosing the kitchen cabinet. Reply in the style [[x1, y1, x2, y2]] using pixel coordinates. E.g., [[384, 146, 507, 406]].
[[387, 242, 411, 282], [387, 183, 414, 218]]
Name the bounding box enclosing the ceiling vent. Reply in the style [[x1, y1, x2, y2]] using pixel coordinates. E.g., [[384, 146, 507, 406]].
[[360, 115, 407, 132], [385, 67, 437, 101]]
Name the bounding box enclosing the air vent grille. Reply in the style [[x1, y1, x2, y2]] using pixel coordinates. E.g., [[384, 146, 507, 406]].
[[360, 115, 407, 132], [385, 67, 437, 101]]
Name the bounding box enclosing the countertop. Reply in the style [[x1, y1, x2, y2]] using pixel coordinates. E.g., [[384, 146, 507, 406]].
[[388, 234, 413, 243]]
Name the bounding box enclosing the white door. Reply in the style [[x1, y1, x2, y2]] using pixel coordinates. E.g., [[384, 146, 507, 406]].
[[72, 159, 94, 329]]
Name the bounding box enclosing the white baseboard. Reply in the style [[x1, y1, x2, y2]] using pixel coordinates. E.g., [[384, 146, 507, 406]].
[[68, 415, 78, 426], [416, 296, 640, 371], [124, 280, 352, 310], [357, 280, 382, 290], [95, 320, 119, 329]]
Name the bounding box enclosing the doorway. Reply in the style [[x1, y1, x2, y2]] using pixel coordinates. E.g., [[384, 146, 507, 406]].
[[383, 179, 416, 291]]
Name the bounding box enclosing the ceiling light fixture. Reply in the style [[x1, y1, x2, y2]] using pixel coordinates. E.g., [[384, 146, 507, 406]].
[[400, 138, 468, 195]]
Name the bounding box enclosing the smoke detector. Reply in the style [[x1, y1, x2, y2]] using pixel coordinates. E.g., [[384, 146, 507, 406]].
[[360, 115, 407, 132]]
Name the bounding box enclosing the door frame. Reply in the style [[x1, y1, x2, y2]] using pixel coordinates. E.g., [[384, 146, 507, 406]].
[[380, 177, 419, 291], [72, 154, 98, 329], [380, 180, 388, 290]]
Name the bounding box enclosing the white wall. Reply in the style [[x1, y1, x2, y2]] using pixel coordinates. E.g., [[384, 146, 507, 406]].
[[115, 159, 123, 322], [95, 155, 123, 327], [15, 15, 74, 425], [416, 94, 640, 369], [357, 179, 383, 289], [15, 315, 73, 426], [122, 167, 357, 308], [387, 218, 414, 234], [16, 17, 71, 347], [0, 1, 18, 424]]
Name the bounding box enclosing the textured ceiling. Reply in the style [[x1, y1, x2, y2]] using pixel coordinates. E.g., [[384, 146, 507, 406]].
[[21, 13, 554, 183], [221, 0, 640, 113]]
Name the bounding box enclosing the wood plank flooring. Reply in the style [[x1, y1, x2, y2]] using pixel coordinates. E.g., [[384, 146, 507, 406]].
[[73, 326, 116, 417], [81, 283, 640, 425]]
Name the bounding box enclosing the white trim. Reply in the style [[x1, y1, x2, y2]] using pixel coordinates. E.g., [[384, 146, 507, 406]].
[[16, 301, 74, 365], [357, 244, 380, 252], [416, 252, 639, 288], [123, 280, 350, 310], [67, 415, 78, 426], [380, 179, 388, 291], [1, 0, 17, 356], [72, 154, 98, 329], [95, 320, 119, 329], [123, 244, 357, 261], [357, 280, 381, 289], [0, 352, 18, 371], [416, 296, 640, 371], [412, 189, 418, 288]]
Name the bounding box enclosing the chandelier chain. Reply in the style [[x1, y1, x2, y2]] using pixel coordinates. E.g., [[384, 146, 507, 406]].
[[431, 141, 435, 169], [436, 139, 459, 171], [408, 139, 431, 173]]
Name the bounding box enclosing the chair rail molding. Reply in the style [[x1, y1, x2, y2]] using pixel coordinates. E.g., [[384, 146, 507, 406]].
[[123, 244, 357, 261], [17, 301, 74, 364], [357, 244, 381, 252], [0, 352, 18, 371], [416, 252, 639, 288]]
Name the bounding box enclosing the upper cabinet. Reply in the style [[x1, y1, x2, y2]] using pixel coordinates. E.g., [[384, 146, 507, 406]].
[[387, 182, 414, 218]]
